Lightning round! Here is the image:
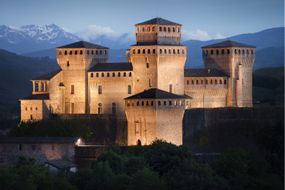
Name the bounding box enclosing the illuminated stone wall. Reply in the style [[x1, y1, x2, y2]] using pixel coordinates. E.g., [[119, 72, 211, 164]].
[[184, 76, 228, 108], [125, 99, 185, 145], [20, 100, 46, 122], [88, 71, 133, 115]]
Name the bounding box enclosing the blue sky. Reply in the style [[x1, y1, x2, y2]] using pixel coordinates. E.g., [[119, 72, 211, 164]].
[[0, 0, 283, 40]]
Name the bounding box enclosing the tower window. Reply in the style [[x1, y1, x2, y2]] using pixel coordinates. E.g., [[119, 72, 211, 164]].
[[147, 27, 150, 32], [153, 49, 155, 54], [71, 85, 74, 94], [238, 49, 241, 54], [112, 72, 115, 77], [133, 49, 135, 54], [146, 63, 149, 68], [159, 27, 162, 32], [224, 79, 227, 84], [147, 49, 150, 54], [164, 27, 166, 32], [251, 50, 254, 54], [91, 73, 94, 78], [211, 50, 213, 55], [67, 61, 70, 67], [168, 27, 171, 32], [75, 51, 77, 55], [91, 50, 94, 55], [158, 101, 161, 106], [138, 49, 141, 54], [164, 101, 167, 106], [182, 50, 185, 54], [58, 51, 62, 55], [160, 49, 162, 54], [206, 80, 208, 84], [128, 85, 132, 94], [191, 80, 194, 85], [164, 49, 167, 54], [196, 80, 199, 84], [215, 80, 217, 84], [123, 72, 126, 77], [69, 51, 72, 55], [169, 84, 173, 93], [118, 72, 121, 77], [64, 51, 67, 55], [187, 80, 189, 85], [177, 49, 180, 54], [152, 26, 155, 31], [87, 50, 89, 55], [96, 73, 99, 77], [173, 49, 176, 54], [227, 49, 230, 54], [220, 80, 222, 84], [129, 72, 132, 77], [80, 50, 83, 55], [216, 50, 219, 55], [98, 85, 102, 94], [173, 27, 175, 32], [221, 49, 225, 54], [142, 49, 145, 54], [101, 73, 104, 77]]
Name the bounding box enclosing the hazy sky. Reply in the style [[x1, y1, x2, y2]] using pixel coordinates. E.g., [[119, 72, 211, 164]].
[[0, 0, 283, 40]]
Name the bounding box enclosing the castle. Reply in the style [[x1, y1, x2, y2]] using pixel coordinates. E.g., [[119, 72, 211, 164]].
[[20, 18, 255, 146]]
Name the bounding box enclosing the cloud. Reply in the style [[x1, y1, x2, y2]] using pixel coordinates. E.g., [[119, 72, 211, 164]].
[[76, 25, 119, 40], [182, 29, 225, 41]]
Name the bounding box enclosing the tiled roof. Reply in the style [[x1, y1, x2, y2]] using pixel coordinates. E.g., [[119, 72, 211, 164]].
[[88, 62, 133, 72], [202, 40, 255, 48], [20, 94, 49, 100], [136, 17, 181, 26], [32, 69, 61, 80], [184, 68, 228, 77], [125, 88, 189, 99], [58, 41, 109, 49], [0, 137, 77, 144]]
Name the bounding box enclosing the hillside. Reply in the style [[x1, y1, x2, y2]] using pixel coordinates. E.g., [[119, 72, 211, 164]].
[[0, 49, 58, 116]]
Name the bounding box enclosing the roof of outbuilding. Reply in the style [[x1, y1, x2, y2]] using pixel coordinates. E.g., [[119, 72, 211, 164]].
[[184, 68, 229, 77], [31, 69, 61, 80], [20, 94, 49, 100], [125, 88, 190, 100], [88, 62, 133, 72], [135, 17, 181, 26], [202, 40, 255, 48], [57, 41, 109, 49], [0, 137, 77, 144]]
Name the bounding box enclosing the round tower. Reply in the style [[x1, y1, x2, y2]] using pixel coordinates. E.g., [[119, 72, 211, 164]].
[[202, 40, 256, 107]]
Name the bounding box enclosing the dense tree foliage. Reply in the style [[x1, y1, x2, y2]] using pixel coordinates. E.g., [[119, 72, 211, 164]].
[[0, 139, 283, 190]]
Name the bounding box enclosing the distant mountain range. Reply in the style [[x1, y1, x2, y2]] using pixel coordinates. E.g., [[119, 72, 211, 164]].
[[0, 24, 284, 68]]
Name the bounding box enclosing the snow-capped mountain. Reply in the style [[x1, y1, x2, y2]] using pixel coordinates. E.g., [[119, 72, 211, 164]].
[[0, 24, 81, 53]]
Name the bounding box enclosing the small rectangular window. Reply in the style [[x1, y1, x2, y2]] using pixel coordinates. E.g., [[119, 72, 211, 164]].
[[71, 85, 74, 94], [98, 85, 102, 94], [128, 85, 132, 94]]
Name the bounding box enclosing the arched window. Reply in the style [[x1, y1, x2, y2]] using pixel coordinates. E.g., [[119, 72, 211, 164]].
[[173, 49, 176, 54], [238, 49, 241, 54], [133, 49, 135, 54], [146, 63, 149, 68], [91, 50, 94, 55], [169, 49, 171, 54], [80, 50, 83, 55], [164, 27, 166, 32], [129, 72, 132, 77], [98, 103, 102, 114], [211, 50, 213, 55], [111, 103, 116, 114], [215, 80, 217, 84], [147, 27, 150, 32], [177, 49, 180, 54], [75, 50, 77, 55], [153, 49, 156, 54], [142, 49, 145, 54], [224, 79, 227, 84], [196, 80, 199, 84], [160, 49, 162, 54], [96, 73, 99, 77], [219, 79, 222, 84], [101, 73, 104, 77], [87, 50, 89, 55], [216, 49, 219, 55], [69, 51, 72, 55], [91, 73, 94, 78], [67, 61, 70, 67], [137, 140, 141, 146], [107, 73, 110, 77], [64, 51, 67, 55], [173, 27, 175, 32], [158, 101, 161, 106], [221, 49, 225, 54], [123, 72, 126, 77], [242, 49, 245, 54], [168, 27, 171, 32], [147, 49, 150, 54], [112, 72, 115, 77], [152, 26, 155, 31], [227, 49, 230, 54], [138, 49, 141, 54], [118, 72, 121, 77], [159, 27, 162, 32], [164, 49, 167, 54]]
